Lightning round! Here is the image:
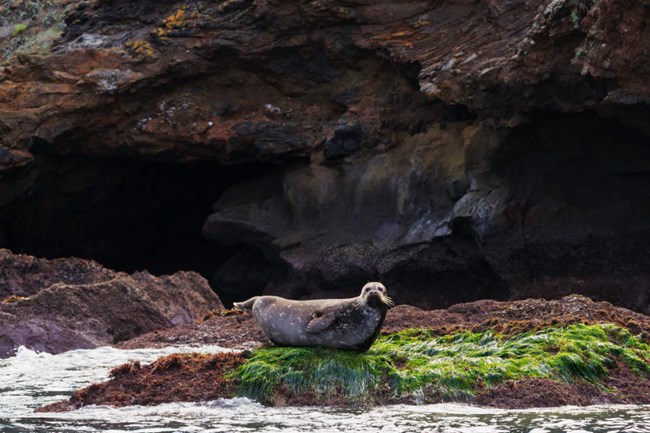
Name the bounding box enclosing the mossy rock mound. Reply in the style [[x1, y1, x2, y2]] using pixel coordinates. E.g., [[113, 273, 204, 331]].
[[42, 322, 650, 411], [236, 323, 650, 406]]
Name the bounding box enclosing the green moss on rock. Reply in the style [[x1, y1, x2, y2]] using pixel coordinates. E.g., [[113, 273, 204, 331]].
[[1, 0, 72, 61], [234, 324, 650, 404]]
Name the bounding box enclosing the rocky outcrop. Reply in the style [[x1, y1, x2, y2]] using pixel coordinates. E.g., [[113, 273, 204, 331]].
[[0, 248, 115, 298], [37, 295, 650, 411], [0, 0, 649, 310], [0, 250, 223, 358], [114, 294, 650, 351]]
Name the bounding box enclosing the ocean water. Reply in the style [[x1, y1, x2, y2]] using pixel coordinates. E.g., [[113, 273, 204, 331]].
[[1, 346, 650, 433]]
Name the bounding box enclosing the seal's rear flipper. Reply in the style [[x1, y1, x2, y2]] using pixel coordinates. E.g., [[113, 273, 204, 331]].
[[233, 297, 259, 312]]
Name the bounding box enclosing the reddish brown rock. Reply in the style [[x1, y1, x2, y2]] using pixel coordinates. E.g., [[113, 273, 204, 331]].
[[117, 310, 269, 351], [0, 249, 224, 358], [0, 248, 114, 298], [119, 294, 650, 351], [0, 0, 649, 311], [1, 0, 648, 156], [475, 363, 650, 408], [38, 295, 650, 412], [37, 351, 246, 412]]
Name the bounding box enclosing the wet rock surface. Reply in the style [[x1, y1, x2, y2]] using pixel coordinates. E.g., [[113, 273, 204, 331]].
[[0, 0, 648, 310], [37, 352, 247, 413], [0, 250, 224, 358], [38, 295, 650, 411], [38, 353, 244, 412], [119, 294, 650, 350], [117, 310, 269, 351]]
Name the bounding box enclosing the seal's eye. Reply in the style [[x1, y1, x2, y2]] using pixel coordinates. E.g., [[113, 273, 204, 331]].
[[365, 287, 370, 292]]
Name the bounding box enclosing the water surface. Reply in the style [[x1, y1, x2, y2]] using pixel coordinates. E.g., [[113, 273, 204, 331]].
[[1, 346, 650, 432]]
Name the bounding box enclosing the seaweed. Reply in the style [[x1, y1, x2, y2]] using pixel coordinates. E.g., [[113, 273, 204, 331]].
[[234, 324, 650, 404]]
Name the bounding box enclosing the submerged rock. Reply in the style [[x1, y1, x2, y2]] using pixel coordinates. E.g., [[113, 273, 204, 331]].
[[0, 249, 223, 358]]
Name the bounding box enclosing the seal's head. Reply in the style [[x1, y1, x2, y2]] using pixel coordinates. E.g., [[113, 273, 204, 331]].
[[359, 282, 394, 309]]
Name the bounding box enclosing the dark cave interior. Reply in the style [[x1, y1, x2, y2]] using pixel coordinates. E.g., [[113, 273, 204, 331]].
[[0, 154, 280, 306], [1, 111, 650, 309]]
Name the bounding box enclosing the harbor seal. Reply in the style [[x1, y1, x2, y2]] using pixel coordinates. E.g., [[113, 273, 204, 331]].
[[233, 282, 394, 351]]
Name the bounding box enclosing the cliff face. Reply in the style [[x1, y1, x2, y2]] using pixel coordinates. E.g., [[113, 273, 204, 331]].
[[1, 0, 649, 310]]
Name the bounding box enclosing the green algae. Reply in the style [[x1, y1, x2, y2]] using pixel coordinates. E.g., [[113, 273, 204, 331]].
[[1, 0, 71, 61], [236, 347, 392, 401], [234, 323, 650, 404]]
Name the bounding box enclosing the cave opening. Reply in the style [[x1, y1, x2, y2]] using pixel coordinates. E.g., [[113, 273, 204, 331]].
[[3, 110, 650, 311], [0, 153, 285, 306], [484, 110, 650, 311]]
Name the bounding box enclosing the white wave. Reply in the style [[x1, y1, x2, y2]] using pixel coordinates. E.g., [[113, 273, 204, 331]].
[[2, 346, 650, 433], [0, 345, 233, 417]]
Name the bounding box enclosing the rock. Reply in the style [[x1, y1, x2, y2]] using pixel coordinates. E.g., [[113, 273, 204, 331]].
[[0, 0, 649, 312], [37, 295, 650, 411], [323, 114, 363, 160], [203, 124, 497, 304], [0, 250, 223, 358], [0, 249, 114, 298], [4, 0, 646, 160], [211, 246, 287, 301], [118, 294, 650, 351], [204, 116, 650, 311]]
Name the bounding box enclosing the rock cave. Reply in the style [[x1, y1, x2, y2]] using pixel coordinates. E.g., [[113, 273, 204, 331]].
[[1, 0, 649, 311]]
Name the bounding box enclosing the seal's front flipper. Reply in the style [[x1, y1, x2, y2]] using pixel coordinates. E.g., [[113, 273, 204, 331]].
[[233, 296, 259, 313], [306, 311, 338, 333]]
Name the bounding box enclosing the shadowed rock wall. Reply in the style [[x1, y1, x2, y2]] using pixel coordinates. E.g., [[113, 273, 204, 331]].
[[1, 0, 649, 311]]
